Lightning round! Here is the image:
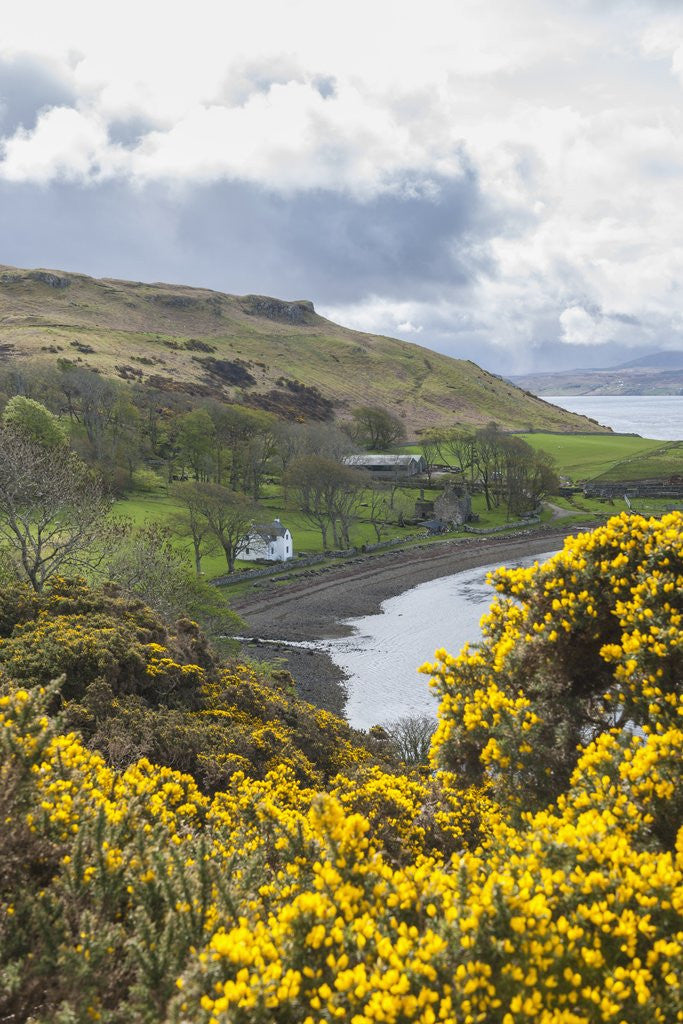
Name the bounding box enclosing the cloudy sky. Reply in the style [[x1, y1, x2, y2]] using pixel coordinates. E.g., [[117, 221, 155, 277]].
[[1, 0, 683, 372]]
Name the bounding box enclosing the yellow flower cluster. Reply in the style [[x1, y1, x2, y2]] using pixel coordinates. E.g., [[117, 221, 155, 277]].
[[424, 512, 683, 812], [0, 515, 680, 1023]]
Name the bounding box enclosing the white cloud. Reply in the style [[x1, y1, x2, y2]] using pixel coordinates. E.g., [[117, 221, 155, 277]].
[[0, 107, 110, 182], [2, 0, 683, 363], [559, 307, 612, 346]]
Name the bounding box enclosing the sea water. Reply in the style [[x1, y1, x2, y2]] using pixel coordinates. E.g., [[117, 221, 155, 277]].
[[326, 552, 557, 730], [546, 395, 683, 440]]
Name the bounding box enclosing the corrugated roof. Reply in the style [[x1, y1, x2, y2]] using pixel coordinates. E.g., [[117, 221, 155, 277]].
[[343, 454, 424, 467]]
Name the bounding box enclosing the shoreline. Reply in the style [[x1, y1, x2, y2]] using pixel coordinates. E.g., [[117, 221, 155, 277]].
[[233, 525, 590, 717]]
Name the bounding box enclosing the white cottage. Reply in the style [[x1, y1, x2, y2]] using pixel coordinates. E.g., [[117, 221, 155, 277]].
[[239, 518, 294, 563]]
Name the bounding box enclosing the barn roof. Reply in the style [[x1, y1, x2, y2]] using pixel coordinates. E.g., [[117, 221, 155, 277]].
[[342, 454, 424, 467]]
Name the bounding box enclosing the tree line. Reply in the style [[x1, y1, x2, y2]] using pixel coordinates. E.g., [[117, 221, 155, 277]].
[[0, 362, 560, 614], [418, 422, 558, 516]]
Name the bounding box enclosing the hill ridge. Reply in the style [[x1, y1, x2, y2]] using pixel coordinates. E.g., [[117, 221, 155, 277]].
[[0, 263, 607, 435]]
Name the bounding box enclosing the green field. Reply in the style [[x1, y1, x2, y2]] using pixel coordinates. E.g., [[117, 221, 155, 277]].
[[589, 441, 683, 481], [516, 433, 666, 482], [112, 482, 441, 579]]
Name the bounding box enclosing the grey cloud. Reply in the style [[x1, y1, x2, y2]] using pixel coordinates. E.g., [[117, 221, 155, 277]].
[[608, 312, 641, 326], [0, 174, 674, 377], [311, 75, 336, 99], [0, 54, 76, 136], [107, 116, 159, 148], [171, 169, 492, 304]]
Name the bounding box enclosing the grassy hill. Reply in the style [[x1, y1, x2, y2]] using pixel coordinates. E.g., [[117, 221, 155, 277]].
[[588, 440, 683, 482], [0, 265, 607, 435], [517, 433, 667, 482]]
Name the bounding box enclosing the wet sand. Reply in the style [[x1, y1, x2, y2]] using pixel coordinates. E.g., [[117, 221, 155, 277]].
[[232, 524, 593, 716]]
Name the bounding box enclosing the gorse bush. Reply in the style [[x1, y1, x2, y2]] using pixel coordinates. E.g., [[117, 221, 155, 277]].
[[0, 513, 681, 1024], [425, 511, 683, 816]]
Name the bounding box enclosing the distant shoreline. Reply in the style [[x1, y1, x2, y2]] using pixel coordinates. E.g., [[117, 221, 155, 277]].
[[232, 524, 590, 717]]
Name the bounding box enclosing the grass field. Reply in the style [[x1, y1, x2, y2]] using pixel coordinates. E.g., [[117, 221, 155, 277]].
[[514, 434, 666, 481], [589, 441, 683, 481], [112, 482, 443, 579]]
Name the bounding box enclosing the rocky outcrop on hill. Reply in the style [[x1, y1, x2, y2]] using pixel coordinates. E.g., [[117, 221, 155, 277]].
[[241, 295, 315, 323]]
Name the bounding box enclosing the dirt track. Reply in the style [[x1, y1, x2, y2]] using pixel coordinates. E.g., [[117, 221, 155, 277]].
[[231, 524, 593, 716]]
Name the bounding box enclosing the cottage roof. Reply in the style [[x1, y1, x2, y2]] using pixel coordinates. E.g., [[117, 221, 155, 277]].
[[251, 519, 288, 541]]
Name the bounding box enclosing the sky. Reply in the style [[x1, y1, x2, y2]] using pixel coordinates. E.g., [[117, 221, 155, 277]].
[[1, 0, 683, 373]]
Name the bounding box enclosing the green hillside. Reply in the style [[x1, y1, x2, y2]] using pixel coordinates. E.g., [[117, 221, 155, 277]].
[[518, 433, 666, 481], [0, 265, 607, 435], [589, 440, 683, 482]]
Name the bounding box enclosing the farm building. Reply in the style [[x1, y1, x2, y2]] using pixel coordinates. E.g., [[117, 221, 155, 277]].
[[239, 518, 294, 562], [343, 454, 426, 476]]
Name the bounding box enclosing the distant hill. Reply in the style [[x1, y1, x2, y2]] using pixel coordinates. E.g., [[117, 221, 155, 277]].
[[510, 352, 683, 397], [614, 350, 683, 371], [0, 265, 605, 435]]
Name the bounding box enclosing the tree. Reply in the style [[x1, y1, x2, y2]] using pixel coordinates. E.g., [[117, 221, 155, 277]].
[[179, 483, 258, 574], [170, 481, 220, 575], [430, 428, 477, 482], [99, 519, 243, 640], [176, 409, 216, 481], [418, 432, 440, 486], [2, 395, 68, 448], [59, 368, 119, 461], [386, 715, 435, 765], [207, 405, 276, 494], [285, 456, 365, 549], [0, 427, 109, 591], [364, 480, 393, 543], [351, 406, 406, 450], [472, 424, 505, 511]]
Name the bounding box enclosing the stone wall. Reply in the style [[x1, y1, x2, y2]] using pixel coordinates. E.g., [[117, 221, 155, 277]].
[[212, 534, 429, 586], [584, 477, 683, 499]]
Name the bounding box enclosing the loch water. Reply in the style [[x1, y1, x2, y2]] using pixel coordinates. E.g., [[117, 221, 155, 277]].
[[326, 552, 557, 730], [545, 395, 683, 440]]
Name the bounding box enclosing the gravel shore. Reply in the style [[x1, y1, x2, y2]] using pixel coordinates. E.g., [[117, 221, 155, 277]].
[[232, 525, 591, 716]]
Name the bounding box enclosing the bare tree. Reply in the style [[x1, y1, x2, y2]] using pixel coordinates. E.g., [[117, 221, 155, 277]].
[[350, 406, 406, 450], [179, 483, 258, 573], [285, 456, 366, 549], [364, 480, 393, 543], [100, 519, 243, 638], [386, 715, 435, 765], [431, 428, 477, 482], [285, 456, 335, 549], [0, 427, 109, 591], [274, 421, 354, 477], [169, 481, 220, 575], [418, 432, 440, 486]]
